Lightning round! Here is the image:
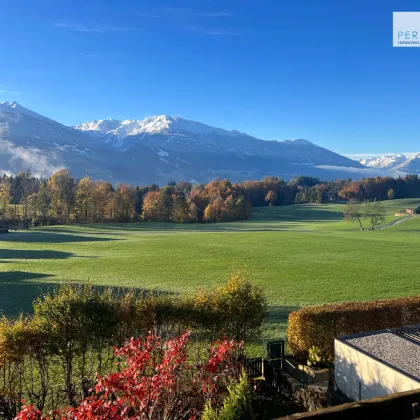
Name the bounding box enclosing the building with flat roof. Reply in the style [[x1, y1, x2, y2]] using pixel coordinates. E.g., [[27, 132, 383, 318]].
[[335, 325, 420, 401]]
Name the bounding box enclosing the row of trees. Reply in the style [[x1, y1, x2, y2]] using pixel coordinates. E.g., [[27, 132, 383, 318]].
[[0, 170, 141, 224], [2, 170, 420, 225], [337, 175, 420, 202]]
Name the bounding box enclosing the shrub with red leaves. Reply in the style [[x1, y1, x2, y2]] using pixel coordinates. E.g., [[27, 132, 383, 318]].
[[16, 332, 242, 420]]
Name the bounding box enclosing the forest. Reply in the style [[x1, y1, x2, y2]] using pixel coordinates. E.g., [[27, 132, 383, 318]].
[[1, 169, 420, 224]]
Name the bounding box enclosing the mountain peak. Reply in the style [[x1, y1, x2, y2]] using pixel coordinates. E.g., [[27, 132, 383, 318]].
[[360, 154, 408, 169], [0, 101, 46, 120], [0, 101, 372, 183], [1, 101, 22, 110], [75, 118, 122, 135], [280, 138, 314, 146], [135, 114, 178, 134], [291, 138, 314, 145], [75, 114, 251, 139]]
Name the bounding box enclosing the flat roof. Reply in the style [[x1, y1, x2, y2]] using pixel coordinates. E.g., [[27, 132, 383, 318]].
[[337, 325, 420, 383]]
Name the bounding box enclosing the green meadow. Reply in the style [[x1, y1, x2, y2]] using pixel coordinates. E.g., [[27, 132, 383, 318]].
[[1, 198, 420, 344]]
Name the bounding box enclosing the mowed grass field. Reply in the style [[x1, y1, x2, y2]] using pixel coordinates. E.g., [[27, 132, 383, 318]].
[[1, 198, 420, 344]]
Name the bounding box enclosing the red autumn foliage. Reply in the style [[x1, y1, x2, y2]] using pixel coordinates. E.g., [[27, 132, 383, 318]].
[[16, 332, 242, 420]]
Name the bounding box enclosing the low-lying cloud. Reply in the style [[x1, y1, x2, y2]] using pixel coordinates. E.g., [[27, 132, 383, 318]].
[[315, 165, 407, 178], [0, 139, 64, 177]]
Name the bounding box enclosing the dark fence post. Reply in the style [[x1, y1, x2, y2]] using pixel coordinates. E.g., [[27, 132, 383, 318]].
[[243, 340, 285, 390]]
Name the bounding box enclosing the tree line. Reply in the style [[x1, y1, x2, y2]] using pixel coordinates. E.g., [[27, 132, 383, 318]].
[[1, 169, 420, 225]]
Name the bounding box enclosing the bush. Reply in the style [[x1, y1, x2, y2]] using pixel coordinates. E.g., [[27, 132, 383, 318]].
[[17, 332, 245, 420], [191, 270, 268, 342], [307, 346, 333, 368], [202, 371, 254, 420], [0, 273, 266, 418], [288, 296, 420, 362]]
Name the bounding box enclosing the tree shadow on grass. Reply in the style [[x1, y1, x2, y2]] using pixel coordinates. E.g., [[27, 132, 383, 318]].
[[0, 249, 74, 260], [0, 272, 56, 316], [0, 271, 176, 318], [252, 206, 344, 223], [246, 305, 301, 355], [71, 223, 311, 234], [37, 227, 123, 236], [0, 271, 55, 282], [267, 305, 300, 325], [0, 232, 119, 243], [260, 305, 301, 344]]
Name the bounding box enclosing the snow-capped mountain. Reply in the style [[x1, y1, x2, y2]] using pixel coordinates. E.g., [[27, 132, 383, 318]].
[[75, 115, 358, 166], [0, 101, 371, 184], [76, 115, 254, 141], [75, 118, 122, 136], [0, 101, 116, 179], [359, 154, 408, 169], [0, 101, 48, 120], [395, 153, 420, 174]]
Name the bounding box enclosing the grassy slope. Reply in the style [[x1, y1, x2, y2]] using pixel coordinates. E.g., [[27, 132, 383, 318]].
[[1, 198, 420, 345]]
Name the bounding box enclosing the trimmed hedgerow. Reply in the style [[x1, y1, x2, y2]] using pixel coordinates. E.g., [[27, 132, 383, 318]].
[[288, 296, 420, 362]]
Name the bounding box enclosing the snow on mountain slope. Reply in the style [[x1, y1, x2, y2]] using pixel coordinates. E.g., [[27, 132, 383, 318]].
[[75, 115, 361, 169], [76, 115, 252, 140], [360, 154, 408, 169], [395, 153, 420, 173], [75, 118, 122, 135], [0, 101, 47, 120], [0, 101, 373, 184], [0, 102, 116, 179]]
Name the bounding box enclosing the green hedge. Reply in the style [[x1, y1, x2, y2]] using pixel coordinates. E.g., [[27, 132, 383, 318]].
[[287, 296, 420, 362]]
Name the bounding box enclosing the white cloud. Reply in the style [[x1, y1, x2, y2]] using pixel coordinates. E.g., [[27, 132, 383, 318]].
[[316, 165, 407, 177], [196, 12, 231, 17], [137, 12, 162, 19], [184, 25, 241, 36], [54, 22, 143, 33], [82, 52, 128, 59], [0, 139, 63, 177], [0, 168, 14, 177], [162, 6, 231, 17]]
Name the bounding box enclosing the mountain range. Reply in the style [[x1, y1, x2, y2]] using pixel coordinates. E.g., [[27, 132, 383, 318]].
[[0, 101, 416, 184], [359, 154, 420, 174]]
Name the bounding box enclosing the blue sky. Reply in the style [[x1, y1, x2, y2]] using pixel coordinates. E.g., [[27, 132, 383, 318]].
[[0, 0, 419, 155]]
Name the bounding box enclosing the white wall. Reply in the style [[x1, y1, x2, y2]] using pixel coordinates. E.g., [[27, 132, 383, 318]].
[[334, 339, 420, 401]]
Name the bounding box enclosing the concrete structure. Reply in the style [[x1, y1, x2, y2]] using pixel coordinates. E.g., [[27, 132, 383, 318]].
[[334, 325, 420, 401]]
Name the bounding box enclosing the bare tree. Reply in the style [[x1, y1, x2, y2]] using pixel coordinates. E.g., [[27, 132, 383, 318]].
[[343, 199, 364, 230], [364, 200, 386, 230]]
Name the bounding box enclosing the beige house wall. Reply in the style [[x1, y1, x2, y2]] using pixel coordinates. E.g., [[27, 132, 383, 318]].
[[334, 339, 420, 401]]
